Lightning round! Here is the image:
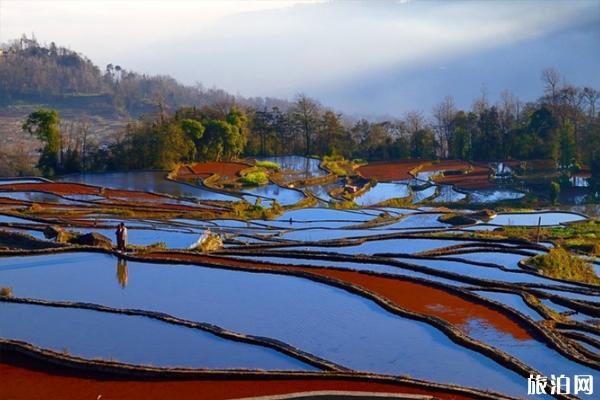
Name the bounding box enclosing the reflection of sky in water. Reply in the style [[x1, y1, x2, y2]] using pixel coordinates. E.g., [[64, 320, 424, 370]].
[[60, 171, 238, 201], [0, 191, 85, 205], [0, 214, 43, 224], [469, 189, 524, 203], [277, 208, 374, 222], [0, 252, 526, 395], [473, 291, 544, 321], [0, 302, 313, 370], [0, 178, 47, 185], [432, 185, 466, 203], [256, 156, 326, 180], [462, 318, 596, 384], [412, 185, 436, 203], [491, 212, 585, 226], [242, 184, 304, 206], [354, 183, 410, 206], [73, 227, 200, 249]]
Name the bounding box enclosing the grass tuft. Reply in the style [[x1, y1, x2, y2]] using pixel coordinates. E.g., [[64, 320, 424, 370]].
[[255, 160, 280, 170], [240, 167, 270, 186], [526, 247, 599, 285]]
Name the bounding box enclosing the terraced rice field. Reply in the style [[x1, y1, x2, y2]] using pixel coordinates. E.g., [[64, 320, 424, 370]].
[[0, 159, 598, 399]]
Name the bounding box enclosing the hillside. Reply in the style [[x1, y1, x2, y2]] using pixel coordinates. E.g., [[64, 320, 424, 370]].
[[0, 36, 293, 176]]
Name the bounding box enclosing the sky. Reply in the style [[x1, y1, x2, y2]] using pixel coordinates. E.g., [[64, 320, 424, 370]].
[[1, 0, 599, 116]]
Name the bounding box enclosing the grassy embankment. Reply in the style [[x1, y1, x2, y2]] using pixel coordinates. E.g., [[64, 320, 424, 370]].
[[525, 247, 599, 285], [502, 220, 600, 255]]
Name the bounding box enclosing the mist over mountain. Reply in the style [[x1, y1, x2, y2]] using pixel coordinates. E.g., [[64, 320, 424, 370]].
[[3, 0, 598, 118], [309, 18, 600, 116], [120, 0, 600, 117]]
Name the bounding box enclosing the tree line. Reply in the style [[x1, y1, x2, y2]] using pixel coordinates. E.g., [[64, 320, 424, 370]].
[[25, 68, 600, 184]]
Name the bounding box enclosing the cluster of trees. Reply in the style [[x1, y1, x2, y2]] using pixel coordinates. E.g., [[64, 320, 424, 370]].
[[246, 73, 600, 173], [22, 109, 83, 176], [27, 106, 249, 174], [100, 106, 248, 170]]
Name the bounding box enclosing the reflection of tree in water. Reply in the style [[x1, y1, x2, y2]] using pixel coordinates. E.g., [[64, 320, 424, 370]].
[[116, 258, 128, 288]]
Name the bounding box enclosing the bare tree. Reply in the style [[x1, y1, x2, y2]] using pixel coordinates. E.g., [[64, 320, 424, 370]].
[[292, 94, 320, 155], [433, 96, 456, 157], [542, 68, 561, 104], [472, 86, 489, 116], [404, 111, 427, 138], [583, 87, 600, 118]]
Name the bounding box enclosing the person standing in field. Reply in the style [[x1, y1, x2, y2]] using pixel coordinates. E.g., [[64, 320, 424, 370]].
[[116, 222, 128, 252]]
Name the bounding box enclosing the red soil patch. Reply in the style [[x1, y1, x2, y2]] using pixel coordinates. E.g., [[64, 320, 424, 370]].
[[433, 164, 494, 190], [419, 160, 471, 173], [143, 253, 533, 341], [358, 159, 494, 189], [176, 162, 248, 180], [358, 160, 428, 181], [0, 197, 28, 206], [501, 160, 521, 169], [310, 268, 531, 341], [103, 189, 164, 201], [1, 182, 99, 196], [0, 183, 165, 201], [0, 354, 476, 400]]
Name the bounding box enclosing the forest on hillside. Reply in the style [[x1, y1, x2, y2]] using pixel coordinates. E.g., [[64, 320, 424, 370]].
[[0, 35, 283, 116]]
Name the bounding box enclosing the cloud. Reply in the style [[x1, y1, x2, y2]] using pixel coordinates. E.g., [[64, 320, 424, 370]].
[[127, 0, 597, 96], [1, 0, 597, 114], [0, 1, 322, 63]]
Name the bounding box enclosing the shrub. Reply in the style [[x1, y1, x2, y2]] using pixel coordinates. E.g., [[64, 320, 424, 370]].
[[241, 170, 269, 186], [190, 233, 223, 253], [255, 160, 280, 170], [550, 181, 560, 204], [146, 242, 167, 251], [526, 247, 599, 285], [27, 203, 43, 213]]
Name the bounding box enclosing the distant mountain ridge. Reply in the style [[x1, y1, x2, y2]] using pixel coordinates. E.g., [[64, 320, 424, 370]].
[[0, 35, 292, 118]]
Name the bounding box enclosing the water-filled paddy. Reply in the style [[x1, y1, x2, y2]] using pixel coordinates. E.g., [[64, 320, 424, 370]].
[[72, 227, 200, 249], [0, 302, 314, 370], [242, 184, 304, 206], [472, 291, 544, 321], [60, 171, 238, 201], [283, 238, 468, 255], [440, 252, 532, 270], [393, 257, 580, 286], [256, 156, 326, 179], [374, 213, 448, 230], [0, 178, 48, 185], [490, 212, 586, 226], [0, 252, 527, 394], [0, 214, 44, 225], [0, 191, 86, 205], [228, 254, 472, 288], [411, 185, 437, 203], [432, 185, 467, 203], [354, 183, 410, 206], [469, 189, 525, 203], [2, 162, 599, 399], [277, 208, 375, 222]]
